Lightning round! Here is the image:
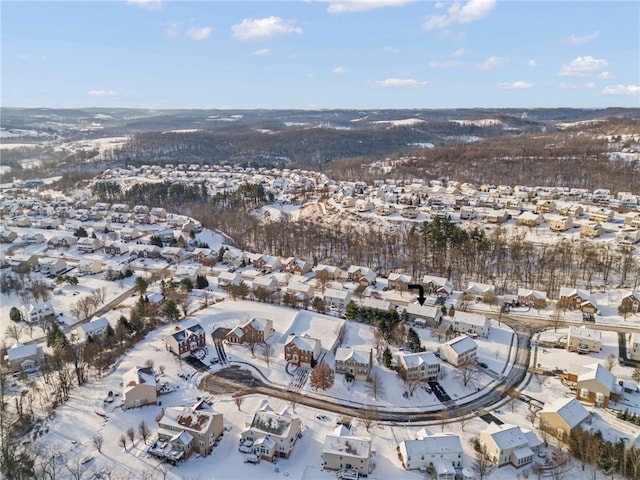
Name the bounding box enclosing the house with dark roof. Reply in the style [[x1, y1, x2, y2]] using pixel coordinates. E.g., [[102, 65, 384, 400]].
[[284, 335, 321, 368], [165, 324, 207, 359]]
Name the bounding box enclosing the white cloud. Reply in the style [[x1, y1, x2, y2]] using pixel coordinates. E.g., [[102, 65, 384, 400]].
[[384, 46, 399, 53], [558, 82, 596, 90], [451, 48, 466, 57], [252, 48, 271, 56], [428, 60, 461, 68], [163, 22, 182, 38], [18, 54, 46, 61], [475, 56, 504, 71], [528, 59, 538, 67], [601, 84, 640, 96], [126, 0, 162, 11], [568, 31, 599, 46], [496, 81, 533, 90], [597, 71, 614, 80], [333, 67, 347, 74], [370, 78, 428, 88], [88, 89, 118, 98], [324, 0, 414, 14], [231, 16, 303, 41], [423, 0, 496, 30], [186, 27, 214, 40], [558, 55, 608, 77]]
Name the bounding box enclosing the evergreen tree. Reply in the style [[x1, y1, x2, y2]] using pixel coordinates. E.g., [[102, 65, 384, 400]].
[[382, 346, 393, 368]]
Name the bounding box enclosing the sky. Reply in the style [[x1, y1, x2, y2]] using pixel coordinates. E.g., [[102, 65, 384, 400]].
[[1, 0, 639, 110]]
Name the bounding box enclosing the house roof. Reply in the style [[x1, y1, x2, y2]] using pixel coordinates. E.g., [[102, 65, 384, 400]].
[[243, 318, 271, 332], [160, 406, 217, 433], [568, 326, 601, 341], [400, 434, 462, 457], [80, 317, 109, 335], [541, 397, 589, 429], [335, 348, 370, 364], [517, 288, 546, 300], [578, 363, 615, 390], [288, 335, 320, 352], [400, 351, 439, 369], [7, 343, 39, 361], [123, 366, 156, 392], [453, 311, 489, 327], [249, 409, 297, 439], [324, 288, 351, 300], [323, 434, 371, 459], [361, 297, 391, 311], [483, 423, 529, 450], [443, 335, 477, 354], [405, 303, 440, 318]]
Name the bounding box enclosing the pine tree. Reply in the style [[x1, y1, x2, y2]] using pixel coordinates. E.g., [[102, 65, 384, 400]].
[[382, 346, 393, 368]]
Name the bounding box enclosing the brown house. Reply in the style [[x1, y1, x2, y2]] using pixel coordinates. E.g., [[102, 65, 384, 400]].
[[620, 291, 640, 314], [284, 335, 321, 368], [567, 363, 620, 408], [166, 324, 207, 358]]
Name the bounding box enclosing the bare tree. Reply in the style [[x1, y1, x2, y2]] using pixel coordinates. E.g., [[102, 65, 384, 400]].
[[93, 434, 104, 453], [126, 427, 135, 446], [118, 434, 127, 450], [457, 357, 479, 387], [233, 393, 244, 411], [604, 354, 617, 371], [335, 322, 348, 348], [64, 455, 90, 480], [143, 359, 155, 370], [398, 367, 422, 397], [4, 324, 23, 344], [365, 370, 386, 401], [261, 342, 274, 367], [310, 362, 335, 391], [359, 405, 379, 432], [472, 450, 494, 480], [138, 420, 150, 445]]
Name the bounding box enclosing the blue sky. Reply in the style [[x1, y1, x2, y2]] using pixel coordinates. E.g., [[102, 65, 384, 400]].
[[2, 0, 639, 109]]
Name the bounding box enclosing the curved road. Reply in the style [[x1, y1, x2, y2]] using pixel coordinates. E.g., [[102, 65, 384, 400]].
[[200, 327, 533, 423]]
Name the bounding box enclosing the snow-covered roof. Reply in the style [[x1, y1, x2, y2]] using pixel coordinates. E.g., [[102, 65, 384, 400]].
[[7, 343, 39, 361], [483, 423, 529, 450], [453, 311, 489, 327], [323, 433, 371, 459], [443, 335, 477, 354], [80, 316, 109, 335], [568, 326, 601, 341], [324, 288, 351, 300], [335, 348, 370, 364], [405, 303, 440, 318], [578, 363, 615, 390], [123, 366, 156, 391], [399, 351, 439, 369], [541, 397, 589, 429], [401, 433, 462, 457], [249, 408, 297, 439], [288, 335, 320, 352]]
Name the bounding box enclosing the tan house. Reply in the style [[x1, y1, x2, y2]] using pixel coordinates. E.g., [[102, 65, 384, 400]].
[[549, 216, 573, 232], [484, 210, 510, 224], [623, 212, 640, 229], [535, 200, 556, 214], [539, 397, 590, 442], [282, 257, 312, 275], [397, 351, 440, 382], [398, 431, 463, 474], [580, 221, 603, 238], [439, 336, 477, 367], [322, 425, 371, 475], [284, 335, 321, 368], [479, 423, 540, 468], [629, 332, 640, 361], [567, 326, 601, 353], [388, 273, 412, 292], [422, 275, 453, 296], [314, 264, 342, 280], [77, 259, 103, 275], [334, 348, 373, 381], [241, 403, 301, 462], [516, 211, 544, 227], [152, 401, 224, 461], [588, 208, 614, 223], [122, 366, 157, 409], [405, 303, 443, 327], [620, 291, 640, 315], [559, 204, 584, 217]]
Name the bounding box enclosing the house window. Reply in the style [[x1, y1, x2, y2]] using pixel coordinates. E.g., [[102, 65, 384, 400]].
[[580, 388, 589, 398]]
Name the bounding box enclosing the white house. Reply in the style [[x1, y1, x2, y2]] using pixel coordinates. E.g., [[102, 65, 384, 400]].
[[322, 425, 371, 475], [439, 335, 477, 367], [77, 259, 103, 275], [252, 275, 279, 293], [479, 423, 541, 468], [405, 303, 443, 327], [397, 351, 441, 382], [19, 301, 55, 324], [323, 288, 352, 312], [39, 257, 67, 276], [452, 311, 490, 338], [76, 317, 110, 342], [6, 343, 44, 373], [630, 332, 640, 362], [217, 270, 243, 287], [399, 431, 463, 474]]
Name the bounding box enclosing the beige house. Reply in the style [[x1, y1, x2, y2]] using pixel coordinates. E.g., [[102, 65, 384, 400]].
[[152, 400, 224, 461], [77, 259, 103, 275], [422, 275, 453, 296], [439, 336, 477, 367], [549, 216, 573, 232], [388, 273, 412, 292], [567, 326, 601, 353], [623, 212, 640, 229], [334, 348, 372, 381], [123, 366, 157, 409], [322, 425, 371, 475], [6, 343, 44, 374], [572, 363, 620, 407], [580, 221, 603, 238], [588, 208, 614, 223], [479, 423, 541, 468], [397, 351, 440, 382], [629, 332, 640, 361], [539, 397, 590, 442], [398, 431, 463, 474], [516, 211, 544, 227], [314, 264, 342, 280], [405, 303, 443, 327], [241, 403, 301, 462]]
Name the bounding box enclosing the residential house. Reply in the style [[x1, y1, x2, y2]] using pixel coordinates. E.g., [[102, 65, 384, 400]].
[[397, 351, 440, 382], [479, 423, 540, 468], [361, 297, 392, 313], [559, 287, 599, 313], [439, 336, 477, 367], [0, 229, 17, 243], [165, 324, 207, 359], [322, 425, 371, 475], [323, 288, 353, 312], [516, 211, 544, 227], [314, 264, 342, 280], [623, 212, 640, 229], [284, 335, 322, 368], [77, 259, 103, 275], [7, 253, 39, 272], [152, 402, 224, 460], [222, 249, 247, 268], [466, 281, 495, 300], [77, 237, 103, 253], [282, 257, 312, 275], [22, 232, 45, 245], [422, 275, 453, 296], [38, 257, 67, 276], [629, 332, 640, 362], [47, 235, 78, 249], [226, 318, 274, 345], [580, 221, 603, 238], [539, 397, 590, 442], [559, 204, 584, 217], [452, 311, 490, 338], [76, 317, 110, 342], [484, 210, 510, 224], [588, 208, 614, 223], [104, 240, 129, 256], [111, 203, 130, 213], [217, 270, 242, 287], [535, 200, 556, 214], [253, 254, 281, 273], [252, 275, 278, 294], [241, 403, 301, 462], [150, 207, 167, 220], [161, 246, 185, 263], [286, 280, 315, 302], [6, 343, 44, 374], [129, 244, 161, 259], [123, 366, 157, 409], [334, 348, 373, 381], [398, 432, 463, 474], [174, 265, 202, 283], [405, 303, 443, 328], [571, 363, 620, 407], [517, 288, 547, 306], [19, 301, 55, 324], [156, 228, 177, 244], [181, 220, 203, 234], [549, 215, 574, 232], [388, 273, 412, 292], [567, 326, 601, 353], [348, 266, 376, 286], [103, 261, 130, 279]]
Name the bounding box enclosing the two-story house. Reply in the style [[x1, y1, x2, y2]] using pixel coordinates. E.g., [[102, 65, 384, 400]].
[[397, 351, 441, 382], [284, 335, 321, 368], [241, 403, 301, 462], [165, 324, 207, 359], [334, 348, 373, 381]]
